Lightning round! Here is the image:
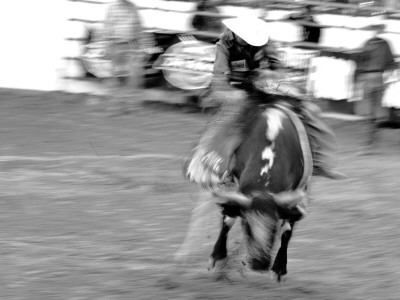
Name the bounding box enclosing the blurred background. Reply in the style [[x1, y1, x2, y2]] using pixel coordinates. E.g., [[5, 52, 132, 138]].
[[0, 1, 399, 299], [1, 0, 400, 121]]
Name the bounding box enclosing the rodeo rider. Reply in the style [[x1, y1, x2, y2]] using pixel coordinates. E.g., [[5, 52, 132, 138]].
[[185, 16, 347, 184]]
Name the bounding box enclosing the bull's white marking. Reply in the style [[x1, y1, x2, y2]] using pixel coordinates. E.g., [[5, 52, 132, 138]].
[[265, 108, 284, 140], [281, 220, 292, 232], [260, 166, 268, 177], [260, 147, 275, 176], [223, 216, 235, 228], [260, 108, 285, 177]]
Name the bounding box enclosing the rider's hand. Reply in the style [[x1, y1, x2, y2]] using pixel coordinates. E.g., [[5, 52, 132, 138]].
[[212, 89, 246, 102], [275, 69, 288, 81], [257, 69, 287, 81], [203, 88, 246, 107]]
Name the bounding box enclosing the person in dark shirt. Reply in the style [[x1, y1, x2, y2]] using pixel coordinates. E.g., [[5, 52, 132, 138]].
[[289, 5, 321, 44], [185, 16, 346, 184], [192, 0, 223, 34], [355, 23, 395, 148]]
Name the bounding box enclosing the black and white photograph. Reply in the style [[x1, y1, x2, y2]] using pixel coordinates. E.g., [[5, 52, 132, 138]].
[[0, 0, 399, 299]]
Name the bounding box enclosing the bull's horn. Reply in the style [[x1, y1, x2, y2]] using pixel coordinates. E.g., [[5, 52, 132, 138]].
[[212, 190, 252, 208], [271, 190, 306, 208]]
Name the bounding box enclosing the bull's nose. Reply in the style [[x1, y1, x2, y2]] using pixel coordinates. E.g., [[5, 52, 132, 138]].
[[248, 256, 271, 272]]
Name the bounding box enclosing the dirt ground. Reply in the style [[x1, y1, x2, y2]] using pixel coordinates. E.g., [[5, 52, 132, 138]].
[[0, 88, 399, 300]]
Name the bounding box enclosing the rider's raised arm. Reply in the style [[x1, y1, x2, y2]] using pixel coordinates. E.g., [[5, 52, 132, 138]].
[[211, 31, 234, 91]]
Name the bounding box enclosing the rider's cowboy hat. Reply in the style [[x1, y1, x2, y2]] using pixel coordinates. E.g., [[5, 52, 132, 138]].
[[222, 16, 270, 47]]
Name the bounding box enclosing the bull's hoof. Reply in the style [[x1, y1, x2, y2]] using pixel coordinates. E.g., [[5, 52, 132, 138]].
[[270, 269, 287, 283], [208, 256, 228, 271], [208, 256, 230, 282]]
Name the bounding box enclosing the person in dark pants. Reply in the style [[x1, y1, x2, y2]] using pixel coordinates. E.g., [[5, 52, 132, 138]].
[[355, 23, 395, 150]]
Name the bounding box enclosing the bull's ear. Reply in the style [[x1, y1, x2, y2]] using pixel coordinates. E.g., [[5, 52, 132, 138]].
[[216, 200, 242, 218]]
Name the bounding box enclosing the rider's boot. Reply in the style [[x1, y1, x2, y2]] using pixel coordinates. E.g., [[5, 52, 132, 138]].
[[312, 157, 348, 180], [301, 102, 347, 180]]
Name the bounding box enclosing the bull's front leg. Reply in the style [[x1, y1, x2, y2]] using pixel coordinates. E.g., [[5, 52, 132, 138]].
[[271, 220, 296, 282], [208, 214, 235, 271]]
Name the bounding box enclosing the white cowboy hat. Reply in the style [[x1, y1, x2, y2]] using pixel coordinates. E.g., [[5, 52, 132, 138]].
[[222, 16, 270, 47]]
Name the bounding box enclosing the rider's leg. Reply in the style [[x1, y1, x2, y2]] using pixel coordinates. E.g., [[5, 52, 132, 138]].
[[186, 89, 257, 181], [301, 101, 347, 180], [197, 93, 252, 177]]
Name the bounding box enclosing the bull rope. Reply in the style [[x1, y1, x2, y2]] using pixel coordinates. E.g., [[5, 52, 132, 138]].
[[275, 104, 313, 190]]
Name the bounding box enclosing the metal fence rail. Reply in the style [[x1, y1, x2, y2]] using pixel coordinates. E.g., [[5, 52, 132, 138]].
[[63, 0, 400, 82]]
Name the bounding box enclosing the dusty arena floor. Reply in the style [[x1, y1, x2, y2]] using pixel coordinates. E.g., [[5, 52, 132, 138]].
[[0, 88, 399, 300]]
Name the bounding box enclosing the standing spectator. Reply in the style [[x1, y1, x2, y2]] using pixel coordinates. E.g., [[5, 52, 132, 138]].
[[192, 0, 223, 35], [289, 5, 321, 44], [103, 0, 144, 110], [355, 23, 395, 150]]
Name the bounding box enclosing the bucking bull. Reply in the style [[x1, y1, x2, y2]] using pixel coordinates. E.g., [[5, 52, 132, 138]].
[[184, 92, 313, 281]]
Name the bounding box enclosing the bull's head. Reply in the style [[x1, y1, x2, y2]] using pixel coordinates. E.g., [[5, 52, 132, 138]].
[[213, 190, 306, 271]]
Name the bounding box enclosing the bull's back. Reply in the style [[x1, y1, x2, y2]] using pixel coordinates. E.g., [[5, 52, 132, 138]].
[[234, 105, 304, 195]]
